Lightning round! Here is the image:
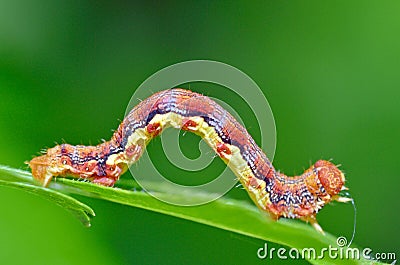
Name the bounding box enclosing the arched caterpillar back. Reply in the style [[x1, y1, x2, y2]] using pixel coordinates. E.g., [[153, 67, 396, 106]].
[[29, 88, 351, 233]]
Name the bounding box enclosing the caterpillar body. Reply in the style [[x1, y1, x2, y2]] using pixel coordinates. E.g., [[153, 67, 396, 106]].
[[29, 88, 350, 233]]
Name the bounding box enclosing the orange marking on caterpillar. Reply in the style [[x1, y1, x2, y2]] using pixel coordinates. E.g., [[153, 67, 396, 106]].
[[248, 176, 262, 189], [181, 119, 198, 131], [146, 122, 161, 136], [216, 142, 231, 159], [28, 88, 350, 234], [125, 145, 138, 158]]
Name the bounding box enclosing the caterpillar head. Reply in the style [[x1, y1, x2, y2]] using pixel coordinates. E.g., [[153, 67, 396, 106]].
[[314, 160, 345, 196], [29, 145, 71, 186], [29, 144, 125, 187]]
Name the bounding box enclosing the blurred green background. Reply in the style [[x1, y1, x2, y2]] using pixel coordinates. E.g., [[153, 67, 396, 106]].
[[0, 1, 399, 264]]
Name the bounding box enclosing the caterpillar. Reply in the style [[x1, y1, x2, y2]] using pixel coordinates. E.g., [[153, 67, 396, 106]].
[[29, 88, 351, 233]]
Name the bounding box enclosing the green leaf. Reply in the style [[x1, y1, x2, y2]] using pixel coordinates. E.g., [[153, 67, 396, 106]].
[[0, 165, 95, 227], [0, 165, 382, 264]]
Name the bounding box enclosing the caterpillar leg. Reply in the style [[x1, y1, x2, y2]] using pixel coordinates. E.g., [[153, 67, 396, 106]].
[[331, 185, 353, 203], [301, 215, 325, 235], [92, 177, 117, 187], [332, 195, 353, 203]]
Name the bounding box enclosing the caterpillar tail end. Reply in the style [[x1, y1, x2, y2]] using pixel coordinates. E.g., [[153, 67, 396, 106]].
[[28, 154, 54, 187]]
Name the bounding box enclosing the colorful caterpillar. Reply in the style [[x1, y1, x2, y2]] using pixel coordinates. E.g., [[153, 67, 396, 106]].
[[29, 88, 351, 233]]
